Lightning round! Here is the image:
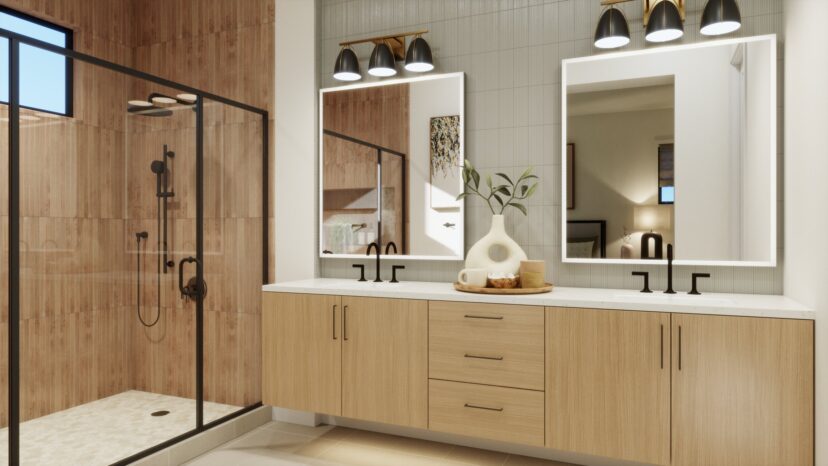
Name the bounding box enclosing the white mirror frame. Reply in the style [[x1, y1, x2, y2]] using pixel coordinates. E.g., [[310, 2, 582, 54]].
[[319, 72, 466, 261], [561, 35, 777, 267]]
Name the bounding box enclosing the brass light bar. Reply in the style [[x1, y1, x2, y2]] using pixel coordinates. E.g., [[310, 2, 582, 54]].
[[339, 30, 429, 61], [599, 0, 685, 27]]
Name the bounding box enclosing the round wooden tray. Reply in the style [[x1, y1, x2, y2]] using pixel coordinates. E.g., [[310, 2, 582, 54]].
[[453, 282, 553, 295]]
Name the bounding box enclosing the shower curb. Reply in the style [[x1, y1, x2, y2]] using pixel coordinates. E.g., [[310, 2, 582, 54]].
[[130, 406, 271, 466]]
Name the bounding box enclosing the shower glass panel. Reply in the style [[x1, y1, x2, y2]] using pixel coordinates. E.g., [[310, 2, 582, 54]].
[[201, 98, 265, 424], [2, 30, 267, 466]]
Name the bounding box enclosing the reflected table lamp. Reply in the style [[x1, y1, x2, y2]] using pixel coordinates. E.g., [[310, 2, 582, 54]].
[[635, 205, 672, 259]]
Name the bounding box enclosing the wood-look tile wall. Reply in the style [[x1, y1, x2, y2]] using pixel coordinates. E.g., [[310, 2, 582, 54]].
[[0, 0, 274, 426], [0, 0, 134, 426], [128, 0, 274, 411]]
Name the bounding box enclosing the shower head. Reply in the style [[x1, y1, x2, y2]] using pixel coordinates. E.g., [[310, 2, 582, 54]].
[[150, 160, 166, 174]]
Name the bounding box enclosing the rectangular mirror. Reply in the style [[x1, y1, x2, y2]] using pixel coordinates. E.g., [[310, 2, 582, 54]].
[[319, 73, 465, 260], [562, 35, 776, 266]]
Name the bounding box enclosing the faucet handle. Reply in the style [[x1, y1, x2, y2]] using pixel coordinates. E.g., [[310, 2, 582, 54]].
[[689, 273, 711, 295], [352, 264, 366, 282], [631, 271, 652, 293], [391, 265, 405, 283]]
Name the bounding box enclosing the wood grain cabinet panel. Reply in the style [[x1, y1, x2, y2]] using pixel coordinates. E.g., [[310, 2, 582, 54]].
[[546, 307, 670, 466], [429, 301, 545, 390], [429, 379, 545, 446], [342, 297, 428, 428], [672, 314, 814, 466], [262, 292, 342, 415]]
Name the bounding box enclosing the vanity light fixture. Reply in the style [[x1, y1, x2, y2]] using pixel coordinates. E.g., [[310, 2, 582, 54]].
[[645, 0, 684, 43], [594, 6, 631, 49], [404, 36, 434, 72], [333, 30, 431, 81], [368, 41, 398, 77], [700, 0, 741, 36], [333, 46, 361, 82]]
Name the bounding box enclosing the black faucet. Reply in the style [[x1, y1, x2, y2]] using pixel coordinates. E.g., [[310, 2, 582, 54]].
[[689, 273, 711, 295], [366, 242, 382, 282], [385, 241, 397, 255], [664, 243, 675, 294], [631, 271, 652, 293]]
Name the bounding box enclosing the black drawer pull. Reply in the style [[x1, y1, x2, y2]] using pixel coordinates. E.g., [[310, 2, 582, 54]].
[[463, 314, 503, 320], [464, 403, 503, 412], [464, 354, 503, 361]]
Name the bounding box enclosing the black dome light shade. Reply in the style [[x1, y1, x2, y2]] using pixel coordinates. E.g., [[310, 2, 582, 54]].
[[368, 42, 397, 77], [405, 36, 434, 72], [700, 0, 741, 36], [333, 47, 361, 82], [594, 7, 630, 49], [645, 0, 684, 43]]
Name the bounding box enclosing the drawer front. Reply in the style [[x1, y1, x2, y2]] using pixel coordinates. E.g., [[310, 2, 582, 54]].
[[429, 301, 545, 390], [429, 379, 545, 446]]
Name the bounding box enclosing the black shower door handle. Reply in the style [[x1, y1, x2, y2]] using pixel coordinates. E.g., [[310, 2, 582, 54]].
[[179, 256, 199, 298]]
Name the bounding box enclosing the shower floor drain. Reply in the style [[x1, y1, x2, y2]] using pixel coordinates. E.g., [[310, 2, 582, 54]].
[[151, 410, 170, 417]]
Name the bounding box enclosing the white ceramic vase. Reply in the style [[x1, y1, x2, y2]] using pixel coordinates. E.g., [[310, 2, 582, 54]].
[[464, 214, 527, 274]]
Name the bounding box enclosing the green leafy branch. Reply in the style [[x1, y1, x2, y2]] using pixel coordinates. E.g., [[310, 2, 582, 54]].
[[455, 160, 539, 215]]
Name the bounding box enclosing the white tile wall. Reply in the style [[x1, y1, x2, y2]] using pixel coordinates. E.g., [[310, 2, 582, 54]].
[[318, 0, 785, 295]]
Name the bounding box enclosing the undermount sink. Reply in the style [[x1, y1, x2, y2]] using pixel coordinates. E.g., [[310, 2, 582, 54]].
[[612, 292, 735, 307]]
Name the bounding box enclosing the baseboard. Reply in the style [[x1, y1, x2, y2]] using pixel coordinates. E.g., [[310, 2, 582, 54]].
[[317, 414, 648, 466]]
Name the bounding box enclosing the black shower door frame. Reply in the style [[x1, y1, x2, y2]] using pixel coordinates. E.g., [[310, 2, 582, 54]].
[[1, 28, 269, 466]]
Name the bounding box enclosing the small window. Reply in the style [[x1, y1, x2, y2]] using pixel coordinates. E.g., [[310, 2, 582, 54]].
[[0, 6, 73, 116], [658, 143, 674, 205]]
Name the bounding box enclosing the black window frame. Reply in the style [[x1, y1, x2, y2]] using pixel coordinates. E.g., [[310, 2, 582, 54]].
[[0, 5, 73, 117]]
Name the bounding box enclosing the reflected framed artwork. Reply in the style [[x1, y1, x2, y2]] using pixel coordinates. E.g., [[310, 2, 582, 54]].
[[430, 115, 462, 208]]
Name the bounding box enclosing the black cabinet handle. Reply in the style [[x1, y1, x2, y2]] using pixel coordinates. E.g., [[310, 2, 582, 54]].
[[332, 305, 338, 340], [343, 305, 349, 341], [660, 324, 664, 369], [678, 325, 683, 371], [464, 354, 503, 361], [464, 314, 503, 320], [464, 403, 503, 412]]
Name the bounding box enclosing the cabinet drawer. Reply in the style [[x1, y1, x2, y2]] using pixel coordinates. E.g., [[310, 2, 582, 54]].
[[429, 301, 545, 390], [429, 379, 545, 446]]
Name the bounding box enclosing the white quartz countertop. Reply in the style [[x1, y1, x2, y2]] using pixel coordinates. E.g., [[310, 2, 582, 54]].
[[262, 279, 814, 320]]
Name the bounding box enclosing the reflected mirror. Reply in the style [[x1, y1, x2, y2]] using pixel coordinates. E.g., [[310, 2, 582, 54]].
[[320, 73, 465, 260], [562, 35, 776, 266]]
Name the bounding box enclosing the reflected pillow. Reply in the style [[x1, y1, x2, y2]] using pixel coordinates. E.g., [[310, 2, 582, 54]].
[[567, 239, 595, 258]]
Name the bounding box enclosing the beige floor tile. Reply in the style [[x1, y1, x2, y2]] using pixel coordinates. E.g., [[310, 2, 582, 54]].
[[340, 428, 455, 459], [187, 429, 337, 465], [442, 445, 509, 466], [504, 454, 580, 466], [267, 421, 353, 442], [316, 442, 447, 466]]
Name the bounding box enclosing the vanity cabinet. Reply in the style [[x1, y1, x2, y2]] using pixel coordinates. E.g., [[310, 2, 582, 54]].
[[262, 293, 342, 414], [262, 289, 814, 466], [546, 307, 671, 465], [342, 296, 428, 428], [671, 314, 813, 466], [261, 293, 427, 428]]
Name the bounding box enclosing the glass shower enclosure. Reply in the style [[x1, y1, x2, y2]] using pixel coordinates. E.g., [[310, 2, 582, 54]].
[[0, 28, 268, 465]]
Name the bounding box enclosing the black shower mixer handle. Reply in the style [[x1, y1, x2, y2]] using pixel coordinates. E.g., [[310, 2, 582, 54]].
[[178, 256, 200, 299]]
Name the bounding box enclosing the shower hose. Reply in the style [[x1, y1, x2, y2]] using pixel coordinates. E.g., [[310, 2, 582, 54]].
[[135, 196, 162, 327]]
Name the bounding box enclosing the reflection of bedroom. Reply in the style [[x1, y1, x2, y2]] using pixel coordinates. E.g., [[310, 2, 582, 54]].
[[567, 83, 675, 259]]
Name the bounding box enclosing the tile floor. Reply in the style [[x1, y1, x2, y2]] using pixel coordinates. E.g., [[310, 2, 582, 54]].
[[0, 390, 239, 465], [187, 421, 580, 466]]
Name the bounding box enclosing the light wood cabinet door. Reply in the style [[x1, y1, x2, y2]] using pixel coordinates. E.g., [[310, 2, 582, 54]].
[[546, 307, 670, 465], [342, 297, 428, 428], [672, 314, 813, 466], [262, 293, 342, 415]]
